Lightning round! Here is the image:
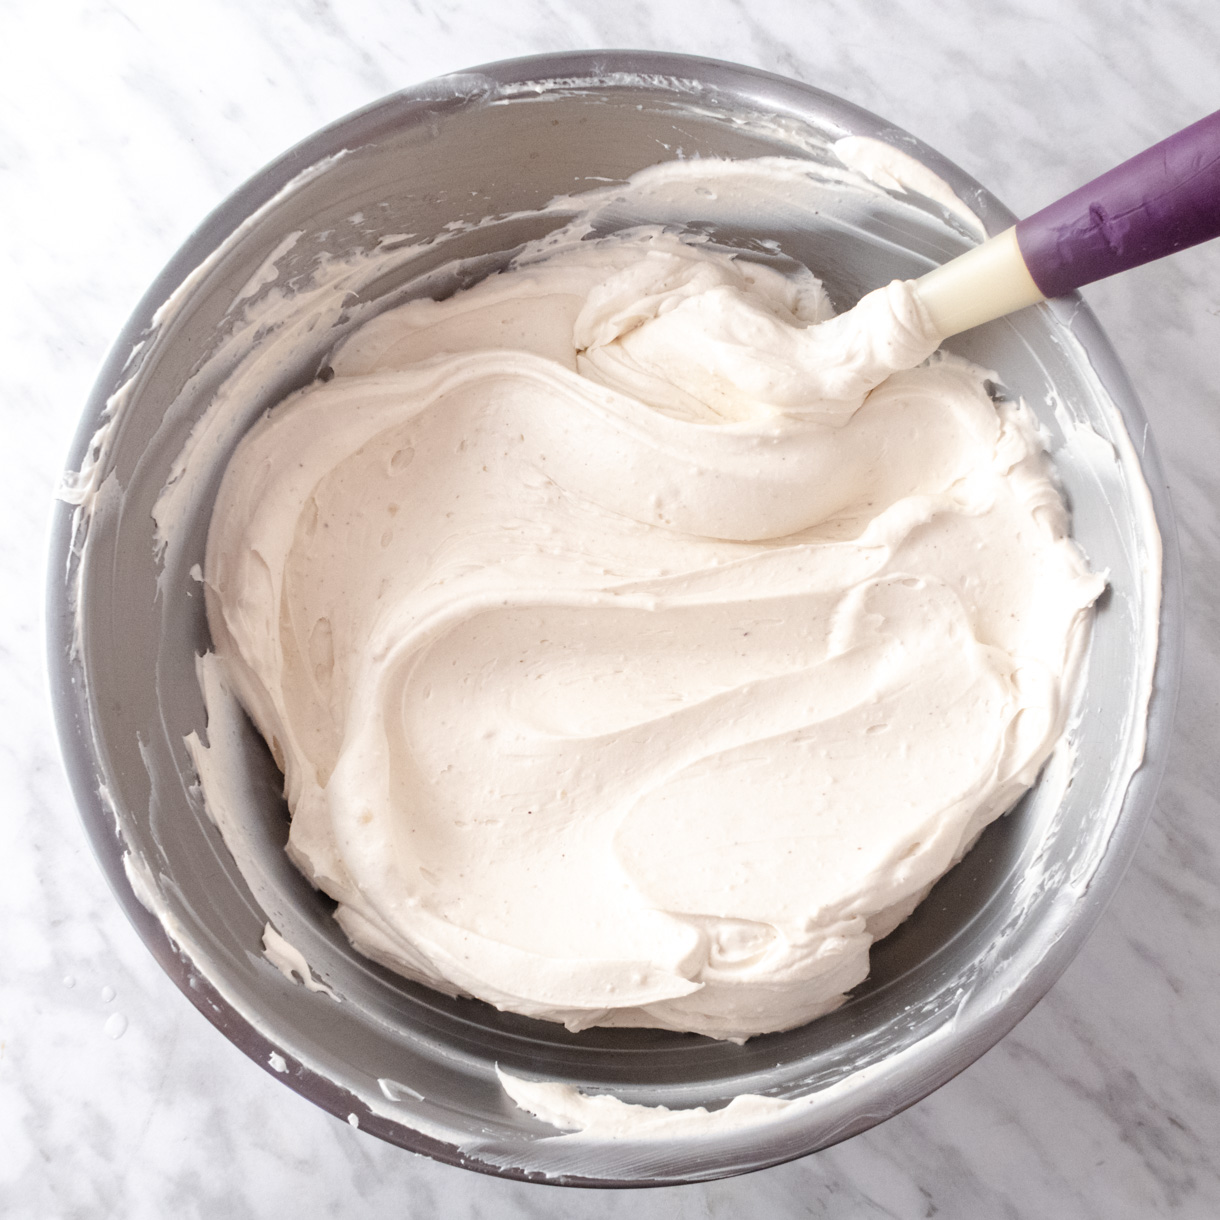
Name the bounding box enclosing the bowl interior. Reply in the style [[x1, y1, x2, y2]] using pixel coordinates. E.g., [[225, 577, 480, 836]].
[[50, 54, 1171, 1185]]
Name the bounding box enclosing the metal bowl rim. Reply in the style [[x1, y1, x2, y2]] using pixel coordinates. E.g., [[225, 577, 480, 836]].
[[45, 48, 1182, 1187]]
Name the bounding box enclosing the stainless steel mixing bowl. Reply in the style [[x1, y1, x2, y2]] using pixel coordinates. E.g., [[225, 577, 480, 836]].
[[47, 51, 1179, 1185]]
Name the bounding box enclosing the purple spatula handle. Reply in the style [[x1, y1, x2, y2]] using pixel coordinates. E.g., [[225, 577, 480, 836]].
[[1015, 109, 1220, 298]]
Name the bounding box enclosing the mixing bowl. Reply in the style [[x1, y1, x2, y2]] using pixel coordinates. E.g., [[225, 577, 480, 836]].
[[47, 50, 1178, 1185]]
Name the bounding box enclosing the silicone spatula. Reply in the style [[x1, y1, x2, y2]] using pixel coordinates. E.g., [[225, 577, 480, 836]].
[[913, 109, 1220, 337]]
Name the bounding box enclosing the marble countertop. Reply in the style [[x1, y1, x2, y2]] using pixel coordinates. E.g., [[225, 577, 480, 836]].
[[4, 2, 1219, 1216]]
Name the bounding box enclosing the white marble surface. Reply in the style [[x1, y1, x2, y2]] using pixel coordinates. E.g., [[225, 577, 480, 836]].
[[3, 1, 1219, 1215]]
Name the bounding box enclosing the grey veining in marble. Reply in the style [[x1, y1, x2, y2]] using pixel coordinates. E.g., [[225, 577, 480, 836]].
[[3, 1, 1219, 1216]]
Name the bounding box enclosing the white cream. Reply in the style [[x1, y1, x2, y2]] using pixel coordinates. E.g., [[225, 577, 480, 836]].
[[203, 214, 1103, 1042], [833, 136, 988, 241], [496, 1068, 799, 1139], [261, 923, 340, 1000]]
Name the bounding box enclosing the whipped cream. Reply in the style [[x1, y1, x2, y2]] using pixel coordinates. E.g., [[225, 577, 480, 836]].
[[496, 1067, 799, 1139], [203, 210, 1103, 1042]]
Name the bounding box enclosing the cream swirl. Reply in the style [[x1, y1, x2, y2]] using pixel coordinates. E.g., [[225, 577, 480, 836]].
[[204, 228, 1102, 1040]]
